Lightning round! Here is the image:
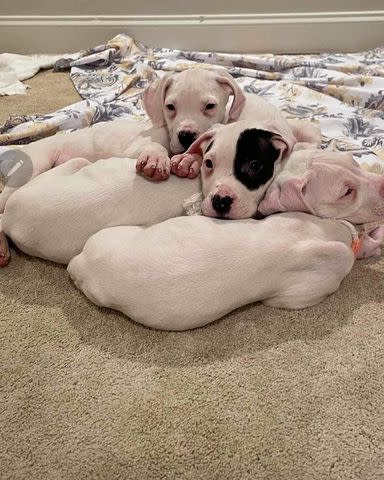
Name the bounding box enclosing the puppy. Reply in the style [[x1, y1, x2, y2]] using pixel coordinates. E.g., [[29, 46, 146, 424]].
[[67, 213, 384, 331], [1, 158, 201, 264], [140, 68, 246, 157], [259, 144, 384, 224]]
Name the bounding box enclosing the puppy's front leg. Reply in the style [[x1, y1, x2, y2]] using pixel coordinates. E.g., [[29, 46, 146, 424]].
[[135, 143, 171, 182], [170, 153, 202, 179], [32, 156, 92, 179]]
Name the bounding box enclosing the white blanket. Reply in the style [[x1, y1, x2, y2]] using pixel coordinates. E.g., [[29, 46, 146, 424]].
[[0, 53, 76, 95]]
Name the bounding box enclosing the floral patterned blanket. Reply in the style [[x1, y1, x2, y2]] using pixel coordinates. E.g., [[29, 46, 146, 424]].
[[0, 34, 383, 171]]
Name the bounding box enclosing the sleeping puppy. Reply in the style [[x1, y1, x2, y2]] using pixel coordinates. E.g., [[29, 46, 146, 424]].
[[182, 141, 384, 224], [67, 213, 384, 331], [258, 144, 384, 224]]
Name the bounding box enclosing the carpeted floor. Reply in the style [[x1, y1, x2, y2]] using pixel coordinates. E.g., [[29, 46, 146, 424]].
[[1, 72, 384, 480]]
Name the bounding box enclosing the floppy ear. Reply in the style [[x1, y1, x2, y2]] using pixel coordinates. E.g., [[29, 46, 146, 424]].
[[215, 71, 246, 121], [185, 130, 216, 155], [258, 174, 313, 215], [143, 74, 174, 127], [357, 225, 384, 259], [287, 119, 322, 146], [270, 136, 290, 161]]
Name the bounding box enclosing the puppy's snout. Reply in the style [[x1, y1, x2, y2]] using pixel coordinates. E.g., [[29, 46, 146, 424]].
[[178, 131, 197, 150], [212, 194, 233, 216]]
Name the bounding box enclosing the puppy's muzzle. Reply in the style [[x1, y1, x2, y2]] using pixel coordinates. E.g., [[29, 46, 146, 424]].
[[178, 131, 197, 150], [212, 194, 233, 216]]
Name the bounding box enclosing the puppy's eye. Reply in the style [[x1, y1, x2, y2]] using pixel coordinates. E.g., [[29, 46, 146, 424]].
[[166, 104, 175, 111], [341, 187, 355, 199], [205, 159, 213, 169], [205, 103, 216, 110], [248, 160, 261, 174]]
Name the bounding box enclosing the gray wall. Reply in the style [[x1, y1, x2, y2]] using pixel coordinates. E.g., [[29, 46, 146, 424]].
[[3, 0, 383, 15]]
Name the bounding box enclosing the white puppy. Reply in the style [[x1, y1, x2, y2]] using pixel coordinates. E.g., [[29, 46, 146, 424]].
[[2, 158, 200, 264], [258, 144, 384, 224], [67, 213, 384, 331], [142, 68, 246, 156]]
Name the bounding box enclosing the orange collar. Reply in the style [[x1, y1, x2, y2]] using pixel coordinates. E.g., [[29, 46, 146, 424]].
[[339, 220, 362, 258], [351, 237, 363, 257]]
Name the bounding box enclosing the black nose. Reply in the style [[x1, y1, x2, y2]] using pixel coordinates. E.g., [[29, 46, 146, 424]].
[[212, 194, 233, 215], [178, 131, 197, 150]]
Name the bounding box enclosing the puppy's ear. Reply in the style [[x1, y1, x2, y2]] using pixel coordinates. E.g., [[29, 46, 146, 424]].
[[215, 71, 246, 121], [258, 174, 313, 215], [270, 135, 292, 161], [287, 119, 322, 146], [143, 74, 173, 127], [186, 130, 216, 155]]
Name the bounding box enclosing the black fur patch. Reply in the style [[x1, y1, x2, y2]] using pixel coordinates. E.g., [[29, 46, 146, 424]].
[[233, 129, 280, 190]]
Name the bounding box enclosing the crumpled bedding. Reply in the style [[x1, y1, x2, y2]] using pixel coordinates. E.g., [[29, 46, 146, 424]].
[[0, 34, 383, 171]]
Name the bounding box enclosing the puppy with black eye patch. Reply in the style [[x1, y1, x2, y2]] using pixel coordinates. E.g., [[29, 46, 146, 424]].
[[183, 119, 295, 219]]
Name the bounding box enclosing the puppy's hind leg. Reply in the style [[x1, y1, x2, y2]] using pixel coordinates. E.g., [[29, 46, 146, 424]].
[[0, 142, 65, 213], [0, 157, 90, 217], [0, 186, 16, 214], [38, 157, 92, 178], [263, 241, 354, 309]]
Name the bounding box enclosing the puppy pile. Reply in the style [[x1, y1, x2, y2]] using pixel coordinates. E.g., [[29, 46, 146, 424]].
[[1, 69, 384, 330]]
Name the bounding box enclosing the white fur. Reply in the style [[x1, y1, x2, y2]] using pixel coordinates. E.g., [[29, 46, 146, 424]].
[[259, 144, 384, 224], [2, 158, 200, 264], [67, 213, 356, 331]]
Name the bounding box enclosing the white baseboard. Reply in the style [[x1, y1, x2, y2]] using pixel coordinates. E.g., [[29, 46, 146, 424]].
[[1, 12, 384, 54]]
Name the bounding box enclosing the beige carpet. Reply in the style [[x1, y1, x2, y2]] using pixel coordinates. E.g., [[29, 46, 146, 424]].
[[1, 72, 384, 480]]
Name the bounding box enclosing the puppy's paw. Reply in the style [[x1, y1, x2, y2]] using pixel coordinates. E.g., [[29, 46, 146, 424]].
[[136, 152, 171, 181], [171, 153, 202, 179], [0, 231, 10, 267]]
